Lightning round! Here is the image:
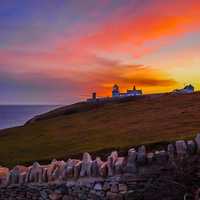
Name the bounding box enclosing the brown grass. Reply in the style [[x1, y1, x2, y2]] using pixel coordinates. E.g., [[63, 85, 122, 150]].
[[0, 92, 200, 167]]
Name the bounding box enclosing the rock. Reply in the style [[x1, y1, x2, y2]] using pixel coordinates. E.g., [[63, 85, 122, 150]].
[[80, 153, 92, 177], [0, 167, 9, 186], [73, 160, 81, 179], [49, 192, 62, 200], [40, 190, 49, 199], [62, 195, 73, 200], [154, 150, 168, 164], [187, 140, 196, 155], [62, 159, 81, 179], [195, 133, 200, 153], [115, 157, 125, 175], [46, 159, 58, 182], [99, 162, 108, 177], [137, 145, 146, 165], [125, 148, 137, 173], [19, 171, 27, 184], [175, 140, 187, 159], [147, 152, 154, 164], [94, 183, 102, 191], [107, 191, 123, 200], [42, 166, 48, 182], [118, 184, 127, 192], [110, 183, 119, 193], [9, 165, 28, 185], [103, 182, 110, 191], [168, 144, 175, 161], [62, 159, 73, 179], [9, 167, 19, 184], [91, 157, 103, 177], [107, 151, 118, 176], [26, 162, 43, 183], [51, 161, 66, 181]]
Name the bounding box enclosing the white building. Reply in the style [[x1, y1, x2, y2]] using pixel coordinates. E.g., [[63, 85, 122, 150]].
[[172, 84, 194, 94], [112, 84, 143, 98]]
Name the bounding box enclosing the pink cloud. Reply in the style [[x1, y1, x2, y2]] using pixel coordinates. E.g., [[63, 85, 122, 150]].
[[0, 0, 200, 101], [2, 1, 200, 69]]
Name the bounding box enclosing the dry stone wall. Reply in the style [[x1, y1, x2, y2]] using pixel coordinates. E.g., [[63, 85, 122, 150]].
[[1, 133, 200, 199]]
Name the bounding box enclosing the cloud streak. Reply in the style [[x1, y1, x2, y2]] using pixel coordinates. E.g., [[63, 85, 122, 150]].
[[0, 0, 199, 103]]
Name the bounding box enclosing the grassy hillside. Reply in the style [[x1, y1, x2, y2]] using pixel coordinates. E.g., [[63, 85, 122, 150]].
[[0, 92, 200, 167]]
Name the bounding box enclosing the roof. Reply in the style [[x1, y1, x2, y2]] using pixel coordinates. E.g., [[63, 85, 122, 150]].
[[127, 89, 142, 93], [113, 84, 119, 90], [184, 84, 194, 90]]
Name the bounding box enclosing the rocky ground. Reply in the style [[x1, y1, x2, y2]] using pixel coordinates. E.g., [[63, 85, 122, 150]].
[[0, 157, 200, 200], [1, 134, 200, 199]]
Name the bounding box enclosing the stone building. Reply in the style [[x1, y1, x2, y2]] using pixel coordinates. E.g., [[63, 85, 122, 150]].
[[172, 84, 195, 94], [112, 84, 143, 98]]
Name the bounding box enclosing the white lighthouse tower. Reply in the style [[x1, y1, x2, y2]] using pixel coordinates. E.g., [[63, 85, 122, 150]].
[[112, 84, 120, 97]]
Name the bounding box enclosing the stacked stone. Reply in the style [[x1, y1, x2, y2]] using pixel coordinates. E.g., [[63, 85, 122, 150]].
[[125, 149, 137, 173], [0, 134, 200, 188], [0, 184, 46, 200], [0, 180, 128, 200]]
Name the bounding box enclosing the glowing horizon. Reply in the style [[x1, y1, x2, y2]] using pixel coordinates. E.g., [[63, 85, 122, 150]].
[[0, 0, 200, 104]]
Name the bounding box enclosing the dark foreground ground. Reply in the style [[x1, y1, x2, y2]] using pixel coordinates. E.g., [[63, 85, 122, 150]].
[[1, 155, 200, 200]]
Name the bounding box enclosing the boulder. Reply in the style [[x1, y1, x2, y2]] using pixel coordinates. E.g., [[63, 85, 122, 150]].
[[106, 191, 123, 200], [0, 167, 9, 186], [26, 162, 43, 183], [147, 152, 154, 164], [62, 195, 73, 200], [46, 159, 58, 182], [51, 161, 66, 181], [167, 144, 175, 161], [195, 133, 200, 153], [49, 192, 62, 200], [154, 150, 168, 164], [9, 165, 28, 185], [175, 140, 187, 159], [110, 183, 119, 193], [91, 157, 103, 177], [19, 171, 27, 184], [80, 152, 92, 177], [125, 148, 137, 173], [103, 182, 110, 191], [118, 184, 128, 192], [107, 151, 118, 176], [62, 159, 73, 179], [62, 159, 80, 179], [99, 162, 108, 177], [94, 182, 102, 191], [73, 160, 81, 179], [9, 167, 19, 184], [115, 157, 125, 175], [187, 140, 196, 155], [42, 166, 48, 182], [137, 145, 147, 165]]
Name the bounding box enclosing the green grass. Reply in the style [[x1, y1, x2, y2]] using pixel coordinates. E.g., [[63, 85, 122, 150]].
[[0, 93, 200, 167]]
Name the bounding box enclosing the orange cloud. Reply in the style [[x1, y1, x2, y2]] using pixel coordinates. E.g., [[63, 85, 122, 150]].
[[2, 1, 200, 71], [58, 0, 200, 59], [74, 57, 178, 97], [0, 0, 199, 102]]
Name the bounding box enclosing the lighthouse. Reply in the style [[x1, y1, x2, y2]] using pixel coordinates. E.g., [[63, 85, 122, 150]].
[[112, 84, 120, 97]]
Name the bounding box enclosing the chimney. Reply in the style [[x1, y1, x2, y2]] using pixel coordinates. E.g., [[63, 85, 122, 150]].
[[92, 92, 96, 100]]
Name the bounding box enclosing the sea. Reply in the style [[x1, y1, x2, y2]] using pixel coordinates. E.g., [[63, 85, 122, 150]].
[[0, 105, 59, 130]]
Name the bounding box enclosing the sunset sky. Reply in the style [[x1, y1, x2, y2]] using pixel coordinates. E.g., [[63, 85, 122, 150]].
[[1, 0, 200, 104]]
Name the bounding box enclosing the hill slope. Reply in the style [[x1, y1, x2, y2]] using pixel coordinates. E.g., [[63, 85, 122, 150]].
[[0, 93, 200, 167]]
